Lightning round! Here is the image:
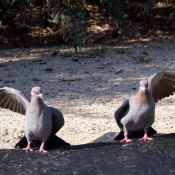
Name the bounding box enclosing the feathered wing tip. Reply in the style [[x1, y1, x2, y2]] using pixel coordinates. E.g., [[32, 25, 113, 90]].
[[114, 98, 130, 129], [0, 87, 30, 115], [148, 72, 175, 103]]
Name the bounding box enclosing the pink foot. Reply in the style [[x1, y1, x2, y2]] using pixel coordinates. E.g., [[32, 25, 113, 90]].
[[120, 136, 133, 143], [140, 133, 153, 141], [23, 146, 33, 152], [35, 148, 47, 153]]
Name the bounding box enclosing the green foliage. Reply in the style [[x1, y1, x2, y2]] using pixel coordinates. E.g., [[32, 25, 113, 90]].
[[0, 0, 173, 50], [30, 47, 37, 53], [132, 55, 152, 64], [86, 72, 102, 82], [116, 48, 127, 54], [94, 44, 108, 57], [0, 0, 10, 10], [48, 0, 92, 53], [116, 48, 136, 56], [25, 0, 41, 5], [0, 63, 7, 67], [100, 0, 144, 39], [136, 0, 153, 15], [68, 67, 78, 74], [101, 0, 125, 15], [115, 47, 151, 63]]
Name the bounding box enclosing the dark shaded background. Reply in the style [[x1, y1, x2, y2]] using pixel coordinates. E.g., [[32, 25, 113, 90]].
[[0, 0, 175, 49]]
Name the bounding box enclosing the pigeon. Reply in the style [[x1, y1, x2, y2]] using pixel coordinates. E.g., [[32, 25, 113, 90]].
[[114, 72, 175, 143], [0, 86, 64, 153]]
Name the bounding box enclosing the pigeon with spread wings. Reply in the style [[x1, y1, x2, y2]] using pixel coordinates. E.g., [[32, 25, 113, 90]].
[[114, 72, 175, 143], [0, 86, 65, 152]]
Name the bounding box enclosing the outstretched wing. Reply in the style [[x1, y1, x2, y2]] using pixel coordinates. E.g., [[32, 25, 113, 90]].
[[114, 98, 130, 129], [148, 72, 175, 103], [0, 87, 30, 115]]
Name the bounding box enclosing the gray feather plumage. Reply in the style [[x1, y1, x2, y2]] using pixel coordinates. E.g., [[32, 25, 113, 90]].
[[115, 72, 175, 134], [25, 95, 52, 143], [0, 86, 64, 147]]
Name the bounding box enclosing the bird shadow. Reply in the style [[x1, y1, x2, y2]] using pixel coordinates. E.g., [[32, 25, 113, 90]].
[[14, 133, 70, 149], [56, 141, 120, 152]]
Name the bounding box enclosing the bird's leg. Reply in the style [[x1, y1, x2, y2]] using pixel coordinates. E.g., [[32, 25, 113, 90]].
[[120, 132, 132, 143], [35, 143, 47, 153], [23, 142, 33, 152], [140, 133, 153, 141]]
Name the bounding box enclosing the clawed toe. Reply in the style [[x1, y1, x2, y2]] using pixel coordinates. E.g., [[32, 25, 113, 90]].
[[140, 133, 153, 141], [120, 139, 132, 143], [35, 148, 47, 153], [120, 136, 133, 143], [140, 137, 153, 141], [23, 147, 33, 152]]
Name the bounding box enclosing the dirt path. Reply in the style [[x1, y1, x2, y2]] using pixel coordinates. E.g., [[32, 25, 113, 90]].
[[1, 39, 175, 149]]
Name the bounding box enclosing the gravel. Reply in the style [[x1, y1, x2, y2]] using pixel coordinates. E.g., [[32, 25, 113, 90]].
[[1, 39, 175, 149]]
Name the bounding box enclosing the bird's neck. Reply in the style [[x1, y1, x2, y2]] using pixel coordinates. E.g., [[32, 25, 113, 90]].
[[31, 96, 43, 106], [134, 90, 152, 105], [29, 96, 43, 111], [31, 96, 42, 103]]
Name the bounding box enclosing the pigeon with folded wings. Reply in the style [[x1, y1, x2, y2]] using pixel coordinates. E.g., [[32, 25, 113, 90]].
[[114, 72, 175, 143], [0, 86, 65, 152]]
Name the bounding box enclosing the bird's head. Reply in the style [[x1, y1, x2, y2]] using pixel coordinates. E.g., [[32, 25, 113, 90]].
[[31, 86, 43, 98], [139, 80, 149, 93]]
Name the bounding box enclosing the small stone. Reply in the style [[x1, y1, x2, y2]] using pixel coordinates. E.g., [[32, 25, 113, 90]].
[[15, 55, 21, 58], [51, 51, 58, 57], [84, 70, 89, 73], [115, 70, 123, 74], [40, 61, 46, 65], [97, 66, 105, 69], [32, 78, 41, 82], [62, 53, 72, 57], [95, 58, 101, 62], [142, 51, 148, 55], [45, 68, 53, 72], [4, 80, 15, 83], [0, 64, 7, 67], [32, 59, 42, 63], [59, 78, 81, 82], [72, 58, 79, 62]]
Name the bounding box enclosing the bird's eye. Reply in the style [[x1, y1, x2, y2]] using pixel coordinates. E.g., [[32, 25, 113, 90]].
[[146, 81, 148, 87]]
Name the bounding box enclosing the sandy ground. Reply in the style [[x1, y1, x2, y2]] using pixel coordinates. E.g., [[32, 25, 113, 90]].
[[1, 38, 175, 149]]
